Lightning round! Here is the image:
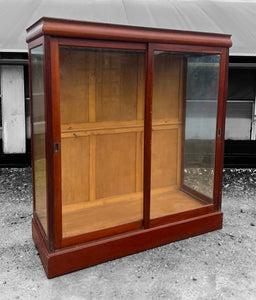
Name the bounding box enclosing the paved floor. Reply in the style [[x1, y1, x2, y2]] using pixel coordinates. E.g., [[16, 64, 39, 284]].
[[0, 168, 256, 299]]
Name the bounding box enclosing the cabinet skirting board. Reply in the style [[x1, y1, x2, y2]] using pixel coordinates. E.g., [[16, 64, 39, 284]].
[[32, 212, 223, 278]]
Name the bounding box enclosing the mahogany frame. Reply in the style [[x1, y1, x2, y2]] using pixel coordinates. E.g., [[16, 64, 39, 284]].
[[27, 17, 232, 278]]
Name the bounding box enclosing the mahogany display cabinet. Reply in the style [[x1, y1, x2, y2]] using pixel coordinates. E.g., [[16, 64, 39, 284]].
[[26, 17, 232, 278]]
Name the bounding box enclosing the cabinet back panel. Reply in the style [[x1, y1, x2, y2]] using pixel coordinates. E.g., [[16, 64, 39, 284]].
[[61, 136, 90, 206], [153, 56, 183, 121], [95, 53, 140, 122], [59, 49, 89, 124], [151, 129, 179, 189], [95, 132, 137, 199]]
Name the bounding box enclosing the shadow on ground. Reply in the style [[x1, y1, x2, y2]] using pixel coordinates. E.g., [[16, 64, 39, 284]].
[[0, 168, 256, 299]]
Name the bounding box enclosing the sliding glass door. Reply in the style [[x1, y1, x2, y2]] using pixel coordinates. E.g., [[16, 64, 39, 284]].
[[150, 51, 220, 220]]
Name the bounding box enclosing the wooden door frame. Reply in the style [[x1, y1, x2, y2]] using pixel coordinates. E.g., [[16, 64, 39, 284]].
[[48, 37, 228, 249], [144, 43, 226, 227], [49, 37, 148, 249]]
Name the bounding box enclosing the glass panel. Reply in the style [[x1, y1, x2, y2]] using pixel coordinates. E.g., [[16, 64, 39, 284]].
[[30, 45, 47, 234], [150, 52, 220, 219], [184, 55, 220, 199], [59, 47, 145, 238]]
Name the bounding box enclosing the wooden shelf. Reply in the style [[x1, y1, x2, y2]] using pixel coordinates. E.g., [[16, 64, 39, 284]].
[[61, 119, 182, 137], [62, 188, 204, 237]]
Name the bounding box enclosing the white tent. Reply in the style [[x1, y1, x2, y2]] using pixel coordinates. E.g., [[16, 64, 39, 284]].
[[0, 0, 256, 55]]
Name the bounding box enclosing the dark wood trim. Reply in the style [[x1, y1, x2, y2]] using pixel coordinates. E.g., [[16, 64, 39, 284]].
[[33, 213, 49, 252], [44, 36, 55, 252], [61, 221, 143, 248], [32, 217, 50, 275], [26, 17, 232, 48], [57, 37, 147, 50], [180, 58, 188, 200], [32, 211, 222, 278], [143, 44, 154, 229], [149, 205, 214, 227], [149, 43, 224, 55], [49, 38, 62, 250], [26, 19, 44, 44], [214, 48, 229, 211], [180, 185, 213, 205]]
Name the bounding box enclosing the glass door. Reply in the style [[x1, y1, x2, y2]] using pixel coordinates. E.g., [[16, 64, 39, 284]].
[[182, 54, 220, 201], [150, 51, 220, 220], [58, 44, 146, 239], [56, 41, 222, 240]]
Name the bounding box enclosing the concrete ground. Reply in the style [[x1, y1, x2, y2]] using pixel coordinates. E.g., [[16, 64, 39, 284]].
[[0, 168, 256, 300]]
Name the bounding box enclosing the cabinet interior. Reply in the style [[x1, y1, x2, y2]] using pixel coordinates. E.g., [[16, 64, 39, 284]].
[[59, 47, 204, 238]]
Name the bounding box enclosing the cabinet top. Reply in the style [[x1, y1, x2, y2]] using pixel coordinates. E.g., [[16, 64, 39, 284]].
[[26, 17, 232, 48]]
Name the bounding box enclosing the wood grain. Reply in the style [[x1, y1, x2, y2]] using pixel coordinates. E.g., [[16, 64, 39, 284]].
[[151, 54, 184, 218], [62, 189, 203, 237], [59, 48, 146, 236], [32, 211, 223, 278], [26, 17, 232, 48], [61, 136, 90, 206], [59, 48, 89, 124]]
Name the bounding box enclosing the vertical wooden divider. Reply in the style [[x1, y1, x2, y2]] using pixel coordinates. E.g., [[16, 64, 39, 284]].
[[88, 52, 96, 201], [213, 48, 229, 212], [45, 36, 54, 250], [137, 56, 145, 121], [89, 52, 96, 123], [89, 52, 96, 202], [49, 38, 62, 250], [136, 55, 144, 193], [135, 133, 142, 193], [180, 58, 188, 191], [143, 45, 153, 228], [89, 136, 96, 202], [177, 59, 184, 188]]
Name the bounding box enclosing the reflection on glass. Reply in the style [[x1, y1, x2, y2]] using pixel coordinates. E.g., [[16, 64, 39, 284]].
[[150, 52, 220, 220], [59, 47, 145, 237], [150, 52, 205, 219], [183, 55, 220, 199], [31, 46, 47, 234]]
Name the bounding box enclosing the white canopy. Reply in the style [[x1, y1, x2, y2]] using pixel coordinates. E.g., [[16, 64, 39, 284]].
[[1, 0, 256, 55]]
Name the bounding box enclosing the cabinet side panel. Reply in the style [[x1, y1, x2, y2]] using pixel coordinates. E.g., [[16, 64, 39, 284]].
[[30, 45, 48, 235]]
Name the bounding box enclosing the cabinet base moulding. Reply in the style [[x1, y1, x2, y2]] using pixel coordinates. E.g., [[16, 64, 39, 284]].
[[32, 211, 223, 278]]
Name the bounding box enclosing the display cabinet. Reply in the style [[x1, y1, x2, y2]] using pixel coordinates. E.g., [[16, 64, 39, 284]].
[[27, 17, 231, 278]]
